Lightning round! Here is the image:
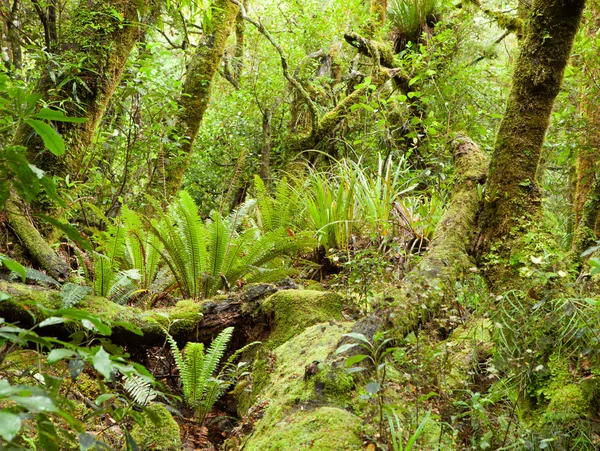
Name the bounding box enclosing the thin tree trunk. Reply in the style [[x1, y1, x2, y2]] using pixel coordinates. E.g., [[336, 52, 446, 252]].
[[259, 109, 272, 183], [150, 0, 239, 201], [475, 0, 586, 286]]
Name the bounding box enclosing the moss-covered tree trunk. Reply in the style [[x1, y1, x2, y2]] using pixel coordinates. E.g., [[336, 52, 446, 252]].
[[475, 0, 585, 286], [571, 1, 600, 259], [5, 0, 153, 279], [149, 0, 239, 202]]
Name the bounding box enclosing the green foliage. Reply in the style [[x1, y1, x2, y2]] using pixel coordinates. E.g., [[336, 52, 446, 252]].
[[60, 283, 92, 308], [164, 326, 256, 422], [0, 75, 86, 209], [388, 0, 441, 41], [150, 191, 313, 299], [0, 303, 156, 450], [253, 175, 302, 233], [386, 408, 431, 451]]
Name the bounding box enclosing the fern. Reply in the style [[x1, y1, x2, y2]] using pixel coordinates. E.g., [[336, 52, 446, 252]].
[[60, 283, 92, 308], [163, 327, 235, 422], [123, 374, 160, 407], [10, 267, 60, 287]]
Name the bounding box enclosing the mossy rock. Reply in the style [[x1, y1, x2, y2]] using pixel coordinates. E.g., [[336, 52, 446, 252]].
[[242, 322, 362, 450], [130, 403, 181, 451], [261, 290, 344, 348], [244, 406, 363, 451]]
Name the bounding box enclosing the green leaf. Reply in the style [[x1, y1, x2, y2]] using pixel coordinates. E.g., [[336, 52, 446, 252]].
[[24, 119, 65, 156], [37, 216, 93, 252], [39, 317, 67, 328], [0, 255, 26, 282], [342, 333, 371, 344], [10, 395, 58, 412], [335, 343, 358, 355], [91, 347, 114, 380], [33, 108, 87, 123], [345, 354, 368, 367], [79, 432, 97, 450], [0, 411, 22, 441], [366, 381, 381, 395], [47, 348, 77, 364]]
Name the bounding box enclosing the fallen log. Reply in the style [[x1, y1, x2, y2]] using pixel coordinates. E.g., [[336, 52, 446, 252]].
[[0, 281, 277, 356]]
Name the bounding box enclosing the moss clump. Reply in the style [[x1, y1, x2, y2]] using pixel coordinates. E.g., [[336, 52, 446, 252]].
[[242, 322, 362, 450], [130, 403, 181, 451], [543, 384, 588, 424], [314, 367, 355, 401], [244, 407, 363, 451], [261, 290, 343, 348]]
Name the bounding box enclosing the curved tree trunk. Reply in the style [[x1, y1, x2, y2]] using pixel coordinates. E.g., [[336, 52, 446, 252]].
[[475, 0, 586, 287], [149, 0, 239, 202]]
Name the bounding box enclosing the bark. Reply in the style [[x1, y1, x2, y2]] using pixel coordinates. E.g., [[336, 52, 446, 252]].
[[346, 135, 488, 340], [475, 0, 585, 285], [571, 1, 600, 257], [150, 0, 239, 201], [0, 281, 277, 358], [5, 0, 154, 278]]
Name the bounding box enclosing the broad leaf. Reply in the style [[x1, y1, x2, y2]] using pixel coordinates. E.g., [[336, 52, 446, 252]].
[[0, 411, 22, 441], [24, 119, 65, 156]]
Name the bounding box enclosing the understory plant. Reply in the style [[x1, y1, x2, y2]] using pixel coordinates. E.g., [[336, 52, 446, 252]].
[[149, 191, 313, 300], [164, 326, 257, 422]]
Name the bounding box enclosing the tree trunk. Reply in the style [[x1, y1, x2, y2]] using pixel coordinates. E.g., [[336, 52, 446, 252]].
[[259, 109, 272, 183], [475, 0, 585, 286], [571, 1, 600, 259], [150, 0, 239, 202], [4, 0, 153, 279]]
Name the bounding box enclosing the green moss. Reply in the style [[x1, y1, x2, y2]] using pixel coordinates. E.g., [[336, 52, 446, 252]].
[[543, 384, 588, 424], [241, 322, 362, 449], [261, 290, 344, 348], [130, 403, 181, 451], [314, 367, 355, 401], [244, 407, 362, 451]]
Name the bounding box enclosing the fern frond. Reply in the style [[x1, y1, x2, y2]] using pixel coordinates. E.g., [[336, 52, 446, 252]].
[[60, 283, 92, 308], [182, 342, 205, 408], [10, 267, 60, 287], [173, 191, 206, 299], [123, 374, 159, 407], [205, 212, 230, 298], [199, 327, 233, 390]]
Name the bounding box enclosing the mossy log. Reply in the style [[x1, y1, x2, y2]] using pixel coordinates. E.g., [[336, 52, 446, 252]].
[[0, 281, 280, 356], [349, 134, 488, 340]]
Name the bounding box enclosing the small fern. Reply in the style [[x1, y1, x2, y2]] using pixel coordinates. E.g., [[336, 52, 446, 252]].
[[123, 374, 160, 407], [163, 327, 237, 422], [60, 283, 92, 308], [10, 267, 60, 287]]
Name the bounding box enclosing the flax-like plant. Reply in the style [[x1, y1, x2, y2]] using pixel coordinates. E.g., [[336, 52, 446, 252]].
[[149, 191, 314, 300], [350, 154, 418, 238], [303, 168, 357, 251], [388, 0, 440, 47]]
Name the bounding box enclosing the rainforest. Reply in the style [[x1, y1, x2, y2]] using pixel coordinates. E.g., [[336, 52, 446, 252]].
[[1, 0, 599, 449]]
